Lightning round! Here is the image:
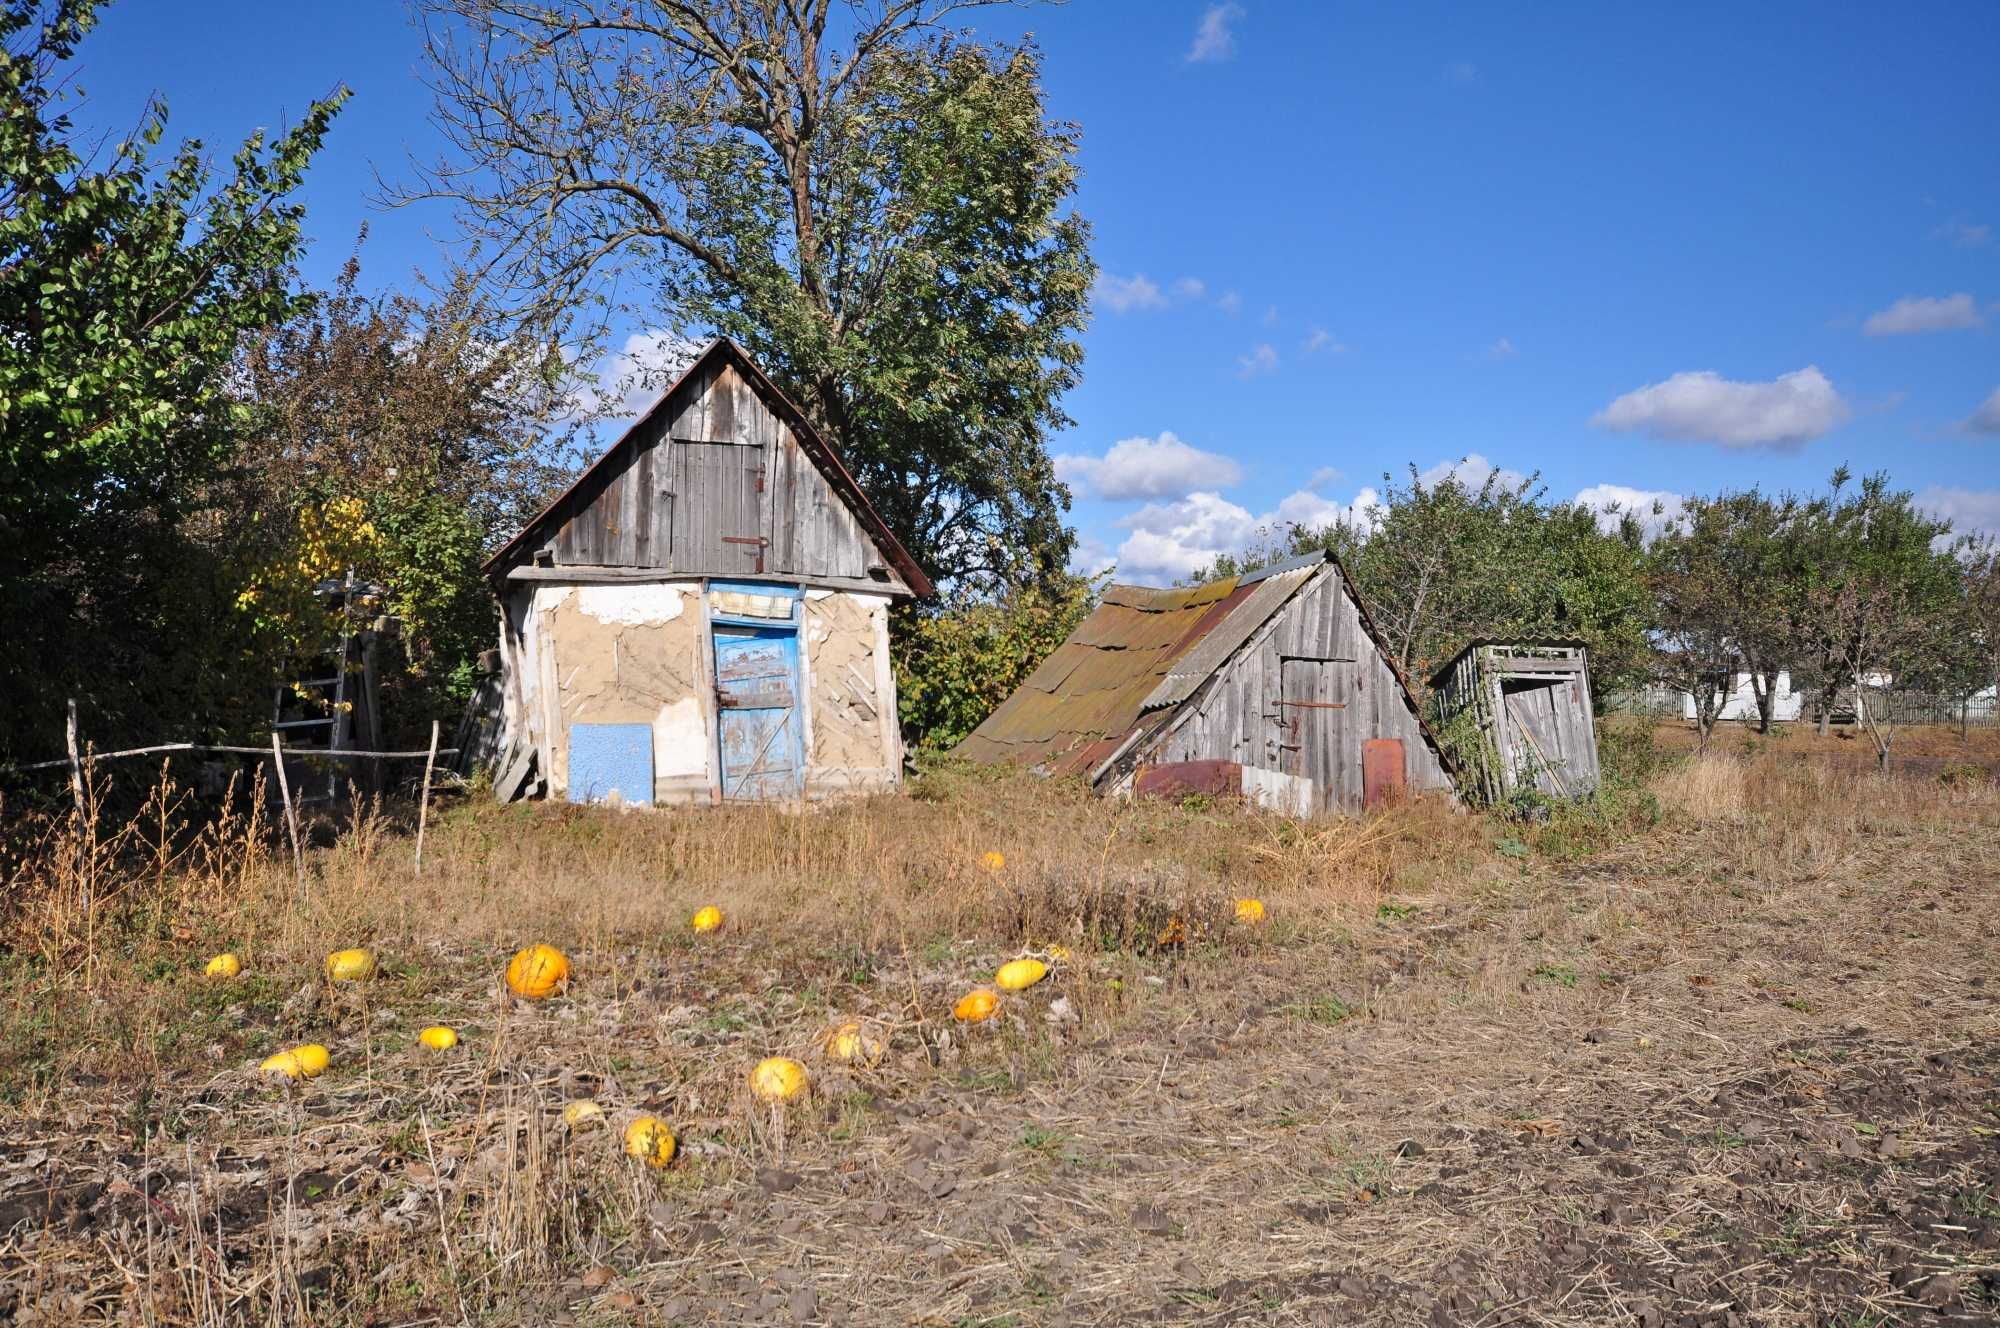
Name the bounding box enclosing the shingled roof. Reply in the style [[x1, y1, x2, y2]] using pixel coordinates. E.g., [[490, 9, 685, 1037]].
[[953, 553, 1329, 779]]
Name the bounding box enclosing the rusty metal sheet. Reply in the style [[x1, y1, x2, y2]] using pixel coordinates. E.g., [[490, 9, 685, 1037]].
[[1135, 760, 1243, 801], [1363, 739, 1406, 810]]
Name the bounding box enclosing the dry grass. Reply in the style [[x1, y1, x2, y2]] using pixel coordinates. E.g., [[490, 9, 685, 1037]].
[[2, 743, 1997, 1325]]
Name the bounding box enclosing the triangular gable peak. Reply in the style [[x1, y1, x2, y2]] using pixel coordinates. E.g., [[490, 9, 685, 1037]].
[[485, 339, 932, 596]]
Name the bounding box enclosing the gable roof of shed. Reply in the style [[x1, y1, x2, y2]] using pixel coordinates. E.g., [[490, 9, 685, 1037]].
[[955, 549, 1451, 784], [482, 338, 933, 597], [953, 552, 1320, 778]]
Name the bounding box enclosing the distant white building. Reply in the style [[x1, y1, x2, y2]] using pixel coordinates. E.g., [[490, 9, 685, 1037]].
[[1682, 670, 1803, 723]]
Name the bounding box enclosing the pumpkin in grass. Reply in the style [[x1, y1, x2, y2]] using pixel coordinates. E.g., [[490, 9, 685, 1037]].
[[505, 943, 570, 998], [690, 905, 724, 934], [824, 1022, 885, 1066], [324, 948, 376, 982], [204, 952, 241, 979], [418, 1026, 459, 1051], [562, 1099, 606, 1129], [953, 988, 1000, 1023], [995, 958, 1048, 992], [623, 1115, 676, 1167], [261, 1043, 330, 1080], [749, 1056, 809, 1104], [1234, 897, 1267, 925], [980, 850, 1006, 873]]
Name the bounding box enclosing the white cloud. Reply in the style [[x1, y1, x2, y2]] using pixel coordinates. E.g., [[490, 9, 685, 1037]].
[[1918, 485, 2000, 538], [1862, 292, 1983, 336], [1933, 221, 1991, 248], [1068, 534, 1117, 578], [1261, 304, 1279, 328], [1301, 328, 1347, 354], [1111, 472, 1374, 584], [1966, 387, 2000, 435], [579, 328, 701, 420], [1186, 2, 1244, 63], [1054, 432, 1242, 501], [1486, 336, 1517, 360], [1217, 290, 1243, 316], [1444, 60, 1478, 84], [1591, 365, 1849, 451], [1236, 343, 1279, 378], [1093, 272, 1167, 314], [1573, 483, 1685, 539], [1172, 276, 1207, 300], [1307, 465, 1343, 489]]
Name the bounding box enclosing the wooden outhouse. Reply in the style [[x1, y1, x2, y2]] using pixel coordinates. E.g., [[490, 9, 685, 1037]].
[[482, 339, 931, 805], [955, 551, 1454, 815], [1429, 642, 1600, 802]]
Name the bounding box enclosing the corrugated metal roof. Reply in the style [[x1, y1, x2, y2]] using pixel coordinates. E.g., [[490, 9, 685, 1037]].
[[1140, 565, 1314, 712], [954, 561, 1323, 778]]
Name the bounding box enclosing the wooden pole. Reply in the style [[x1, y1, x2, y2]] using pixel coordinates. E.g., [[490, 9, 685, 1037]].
[[272, 732, 305, 899], [65, 698, 84, 823], [414, 719, 440, 875]]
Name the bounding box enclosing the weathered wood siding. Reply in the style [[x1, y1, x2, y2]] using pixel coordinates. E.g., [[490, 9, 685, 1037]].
[[527, 360, 904, 589], [1149, 566, 1450, 813], [1431, 644, 1599, 801]]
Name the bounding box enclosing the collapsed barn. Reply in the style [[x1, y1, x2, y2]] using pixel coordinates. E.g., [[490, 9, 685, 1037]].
[[954, 551, 1454, 815], [482, 339, 932, 805]]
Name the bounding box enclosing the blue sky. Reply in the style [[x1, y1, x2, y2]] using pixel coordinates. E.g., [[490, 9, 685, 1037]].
[[68, 2, 2000, 582]]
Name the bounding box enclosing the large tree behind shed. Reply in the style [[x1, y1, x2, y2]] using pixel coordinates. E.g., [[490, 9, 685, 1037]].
[[403, 0, 1094, 590]]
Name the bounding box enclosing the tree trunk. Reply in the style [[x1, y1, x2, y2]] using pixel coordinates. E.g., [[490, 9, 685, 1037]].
[[1750, 668, 1776, 734]]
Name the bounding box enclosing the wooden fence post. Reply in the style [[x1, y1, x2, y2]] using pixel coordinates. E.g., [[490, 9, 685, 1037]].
[[271, 732, 305, 899], [65, 697, 84, 823], [414, 719, 440, 875]]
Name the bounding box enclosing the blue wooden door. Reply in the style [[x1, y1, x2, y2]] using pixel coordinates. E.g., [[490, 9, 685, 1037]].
[[714, 626, 803, 799]]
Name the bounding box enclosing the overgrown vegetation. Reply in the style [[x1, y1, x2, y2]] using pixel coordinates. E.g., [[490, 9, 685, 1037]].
[[2, 734, 1996, 1321]]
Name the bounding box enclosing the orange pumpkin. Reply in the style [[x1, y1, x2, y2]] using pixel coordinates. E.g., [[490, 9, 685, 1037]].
[[505, 943, 570, 999]]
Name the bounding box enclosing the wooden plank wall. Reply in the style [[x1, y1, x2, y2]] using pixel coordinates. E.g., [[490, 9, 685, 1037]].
[[1151, 568, 1451, 813], [536, 360, 894, 586]]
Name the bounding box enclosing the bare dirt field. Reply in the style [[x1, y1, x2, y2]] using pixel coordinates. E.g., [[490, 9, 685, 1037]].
[[2, 739, 1997, 1326]]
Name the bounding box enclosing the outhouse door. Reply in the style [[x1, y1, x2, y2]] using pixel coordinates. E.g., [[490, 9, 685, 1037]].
[[711, 583, 803, 800]]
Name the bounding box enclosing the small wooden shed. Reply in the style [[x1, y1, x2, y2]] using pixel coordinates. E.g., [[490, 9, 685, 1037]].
[[482, 338, 932, 805], [1429, 641, 1600, 802], [955, 551, 1454, 815]]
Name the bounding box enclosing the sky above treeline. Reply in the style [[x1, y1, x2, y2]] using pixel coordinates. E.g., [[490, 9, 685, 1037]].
[[67, 2, 2000, 584]]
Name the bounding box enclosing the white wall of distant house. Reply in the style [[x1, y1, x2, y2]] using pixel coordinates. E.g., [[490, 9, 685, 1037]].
[[1681, 671, 1804, 723]]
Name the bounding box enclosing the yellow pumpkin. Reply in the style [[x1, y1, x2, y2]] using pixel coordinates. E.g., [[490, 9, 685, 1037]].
[[1234, 897, 1267, 924], [691, 905, 724, 934], [561, 1099, 606, 1128], [995, 958, 1048, 992], [980, 850, 1006, 873], [204, 952, 241, 979], [505, 943, 570, 999], [418, 1025, 459, 1051], [261, 1043, 330, 1080], [825, 1022, 885, 1066], [623, 1115, 676, 1167], [953, 988, 1000, 1023], [749, 1056, 810, 1104], [1156, 915, 1189, 948], [324, 948, 376, 982]]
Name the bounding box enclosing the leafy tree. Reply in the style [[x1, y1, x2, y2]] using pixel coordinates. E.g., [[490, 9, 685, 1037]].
[[234, 255, 584, 738], [0, 0, 343, 757], [895, 571, 1101, 752], [1643, 506, 1742, 754], [1197, 463, 1655, 700], [405, 0, 1093, 589], [1793, 474, 1960, 768]]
